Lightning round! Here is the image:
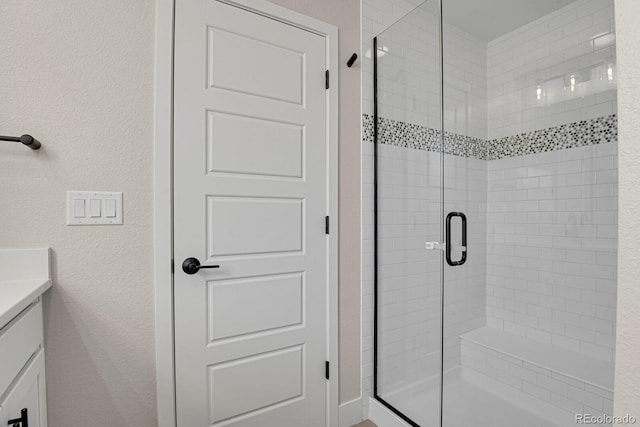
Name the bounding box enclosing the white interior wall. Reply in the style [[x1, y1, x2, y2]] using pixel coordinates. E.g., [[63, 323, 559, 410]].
[[613, 0, 640, 418], [0, 1, 157, 425]]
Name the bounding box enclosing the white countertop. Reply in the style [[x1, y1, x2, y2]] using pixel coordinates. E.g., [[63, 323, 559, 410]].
[[0, 279, 52, 329], [0, 248, 51, 329]]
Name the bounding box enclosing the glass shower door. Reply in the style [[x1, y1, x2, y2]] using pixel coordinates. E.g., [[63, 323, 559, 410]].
[[440, 1, 619, 427], [372, 1, 444, 426], [372, 1, 618, 426]]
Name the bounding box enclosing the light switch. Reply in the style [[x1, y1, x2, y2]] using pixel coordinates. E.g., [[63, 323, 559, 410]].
[[67, 191, 123, 225], [105, 199, 117, 218], [73, 199, 86, 218], [90, 199, 101, 217]]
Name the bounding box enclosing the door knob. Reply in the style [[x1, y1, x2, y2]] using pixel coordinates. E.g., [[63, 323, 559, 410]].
[[182, 257, 220, 275]]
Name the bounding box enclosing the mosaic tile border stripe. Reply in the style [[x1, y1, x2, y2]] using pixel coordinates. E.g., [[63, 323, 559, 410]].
[[362, 114, 490, 160], [363, 114, 618, 161]]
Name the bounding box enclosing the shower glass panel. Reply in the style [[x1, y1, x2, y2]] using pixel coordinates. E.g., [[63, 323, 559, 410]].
[[373, 0, 618, 426], [372, 1, 443, 426]]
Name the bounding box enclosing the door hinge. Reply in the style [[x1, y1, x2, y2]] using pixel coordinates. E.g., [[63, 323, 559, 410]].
[[325, 69, 330, 89], [325, 216, 330, 234], [325, 361, 330, 380]]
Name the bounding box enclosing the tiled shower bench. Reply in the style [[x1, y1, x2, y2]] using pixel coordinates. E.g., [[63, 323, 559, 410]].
[[461, 327, 614, 427]]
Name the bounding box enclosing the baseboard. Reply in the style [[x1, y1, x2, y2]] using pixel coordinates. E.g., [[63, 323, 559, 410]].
[[339, 397, 363, 427]]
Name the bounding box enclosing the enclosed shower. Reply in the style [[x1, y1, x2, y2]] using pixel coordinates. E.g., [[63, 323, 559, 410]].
[[362, 0, 618, 426]]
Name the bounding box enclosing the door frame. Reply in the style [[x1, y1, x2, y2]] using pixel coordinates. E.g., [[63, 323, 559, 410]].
[[154, 1, 339, 426]]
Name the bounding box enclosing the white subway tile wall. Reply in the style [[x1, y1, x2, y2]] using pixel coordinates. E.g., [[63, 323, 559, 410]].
[[362, 0, 423, 117], [362, 0, 439, 418], [364, 0, 488, 136], [442, 153, 488, 370], [373, 143, 443, 395], [361, 0, 617, 421], [487, 0, 616, 140], [486, 142, 618, 362]]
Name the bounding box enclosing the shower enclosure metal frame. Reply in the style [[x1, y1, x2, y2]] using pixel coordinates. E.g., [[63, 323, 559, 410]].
[[372, 2, 446, 423]]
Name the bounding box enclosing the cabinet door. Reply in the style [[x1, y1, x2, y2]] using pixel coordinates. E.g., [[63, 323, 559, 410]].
[[0, 350, 47, 427]]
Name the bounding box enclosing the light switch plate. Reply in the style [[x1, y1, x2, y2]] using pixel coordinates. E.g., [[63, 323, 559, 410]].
[[67, 191, 123, 225]]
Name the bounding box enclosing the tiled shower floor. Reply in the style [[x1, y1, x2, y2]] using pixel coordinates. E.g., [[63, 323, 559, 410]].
[[380, 372, 567, 427]]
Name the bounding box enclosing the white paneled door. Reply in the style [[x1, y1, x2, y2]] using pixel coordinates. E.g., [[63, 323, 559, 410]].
[[173, 1, 330, 426]]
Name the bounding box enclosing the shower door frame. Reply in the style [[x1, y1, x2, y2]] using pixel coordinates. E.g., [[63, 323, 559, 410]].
[[372, 1, 446, 424]]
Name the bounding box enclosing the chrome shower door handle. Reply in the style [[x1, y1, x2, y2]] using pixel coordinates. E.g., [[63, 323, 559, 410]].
[[446, 212, 467, 266]]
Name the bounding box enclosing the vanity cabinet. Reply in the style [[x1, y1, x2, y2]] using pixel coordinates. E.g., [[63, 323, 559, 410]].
[[0, 300, 47, 427], [0, 353, 46, 427], [0, 248, 51, 427]]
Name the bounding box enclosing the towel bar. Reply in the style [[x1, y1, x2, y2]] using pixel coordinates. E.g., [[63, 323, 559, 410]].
[[0, 135, 41, 150]]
